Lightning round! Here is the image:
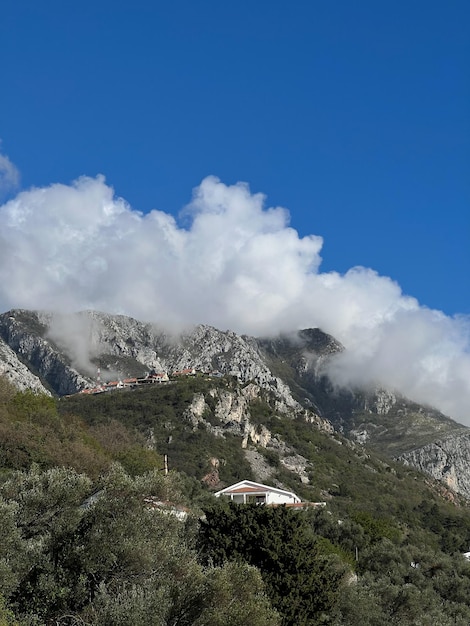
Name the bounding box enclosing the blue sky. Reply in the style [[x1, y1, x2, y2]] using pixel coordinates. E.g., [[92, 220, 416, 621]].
[[1, 1, 470, 420], [0, 0, 468, 315]]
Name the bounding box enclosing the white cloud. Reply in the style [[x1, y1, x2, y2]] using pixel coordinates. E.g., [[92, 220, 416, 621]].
[[0, 147, 20, 195], [0, 174, 469, 422]]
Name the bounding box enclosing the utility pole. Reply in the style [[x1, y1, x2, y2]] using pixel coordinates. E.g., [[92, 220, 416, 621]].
[[164, 454, 168, 476]]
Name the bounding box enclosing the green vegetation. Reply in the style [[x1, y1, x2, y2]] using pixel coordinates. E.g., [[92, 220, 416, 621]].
[[59, 377, 254, 484], [0, 464, 279, 625], [199, 502, 348, 625], [2, 374, 470, 623], [0, 379, 162, 478]]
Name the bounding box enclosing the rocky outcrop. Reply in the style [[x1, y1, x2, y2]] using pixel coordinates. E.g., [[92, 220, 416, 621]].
[[367, 389, 397, 415], [0, 336, 50, 395], [184, 384, 275, 448], [281, 454, 311, 484], [165, 325, 301, 412], [182, 382, 315, 485], [243, 449, 275, 483], [399, 431, 470, 499], [0, 311, 90, 395], [201, 457, 222, 489]]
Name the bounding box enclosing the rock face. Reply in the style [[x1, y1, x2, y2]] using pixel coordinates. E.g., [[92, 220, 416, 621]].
[[184, 384, 272, 444], [399, 431, 470, 499], [0, 336, 50, 395], [1, 308, 469, 499], [0, 311, 90, 396], [0, 310, 302, 412], [183, 381, 314, 487]]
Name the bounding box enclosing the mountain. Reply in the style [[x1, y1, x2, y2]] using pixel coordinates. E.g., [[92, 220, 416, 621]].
[[0, 308, 469, 498], [0, 333, 50, 395]]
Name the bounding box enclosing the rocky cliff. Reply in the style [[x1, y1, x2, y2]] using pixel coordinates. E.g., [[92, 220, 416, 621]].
[[399, 431, 470, 499], [0, 311, 89, 395], [183, 381, 323, 488], [0, 309, 302, 411], [0, 335, 50, 395]]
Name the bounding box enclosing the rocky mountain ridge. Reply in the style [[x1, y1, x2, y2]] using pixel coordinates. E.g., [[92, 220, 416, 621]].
[[0, 309, 305, 410], [1, 308, 469, 498]]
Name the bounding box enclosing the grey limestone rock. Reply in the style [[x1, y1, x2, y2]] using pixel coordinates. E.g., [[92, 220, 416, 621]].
[[399, 431, 470, 499], [0, 310, 302, 412], [0, 336, 50, 395], [0, 311, 88, 395]]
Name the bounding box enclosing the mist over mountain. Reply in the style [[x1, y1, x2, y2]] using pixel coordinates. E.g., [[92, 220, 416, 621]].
[[0, 172, 468, 422], [2, 307, 470, 500]]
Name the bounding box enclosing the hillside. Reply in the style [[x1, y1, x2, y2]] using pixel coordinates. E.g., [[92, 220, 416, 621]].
[[2, 370, 470, 552], [57, 376, 468, 517], [0, 308, 469, 498], [3, 373, 470, 623]]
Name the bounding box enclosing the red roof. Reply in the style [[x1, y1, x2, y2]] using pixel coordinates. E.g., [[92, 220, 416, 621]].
[[229, 486, 270, 494]]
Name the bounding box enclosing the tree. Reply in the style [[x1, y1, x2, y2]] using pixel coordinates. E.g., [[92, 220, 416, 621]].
[[0, 464, 93, 619], [198, 502, 348, 625], [0, 465, 279, 625], [0, 596, 18, 626], [194, 562, 280, 626]]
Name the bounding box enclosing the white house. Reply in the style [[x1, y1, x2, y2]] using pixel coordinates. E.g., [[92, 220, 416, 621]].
[[214, 480, 301, 505]]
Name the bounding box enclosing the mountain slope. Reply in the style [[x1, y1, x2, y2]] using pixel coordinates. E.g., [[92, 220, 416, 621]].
[[0, 308, 469, 498]]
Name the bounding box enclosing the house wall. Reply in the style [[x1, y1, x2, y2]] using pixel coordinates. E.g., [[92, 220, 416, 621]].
[[222, 491, 297, 504], [215, 481, 301, 505], [268, 492, 297, 504]]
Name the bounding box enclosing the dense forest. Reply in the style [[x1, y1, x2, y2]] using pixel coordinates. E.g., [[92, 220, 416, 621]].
[[2, 376, 470, 624]]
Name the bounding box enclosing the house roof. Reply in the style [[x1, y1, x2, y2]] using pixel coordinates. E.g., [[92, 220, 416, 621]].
[[214, 480, 300, 500], [229, 486, 270, 494]]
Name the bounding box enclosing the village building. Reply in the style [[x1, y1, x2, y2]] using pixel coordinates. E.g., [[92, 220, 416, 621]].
[[214, 480, 327, 509], [147, 371, 169, 382], [214, 480, 301, 505], [171, 368, 196, 377]]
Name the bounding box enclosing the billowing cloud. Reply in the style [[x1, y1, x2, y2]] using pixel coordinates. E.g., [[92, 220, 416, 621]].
[[0, 174, 469, 422]]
